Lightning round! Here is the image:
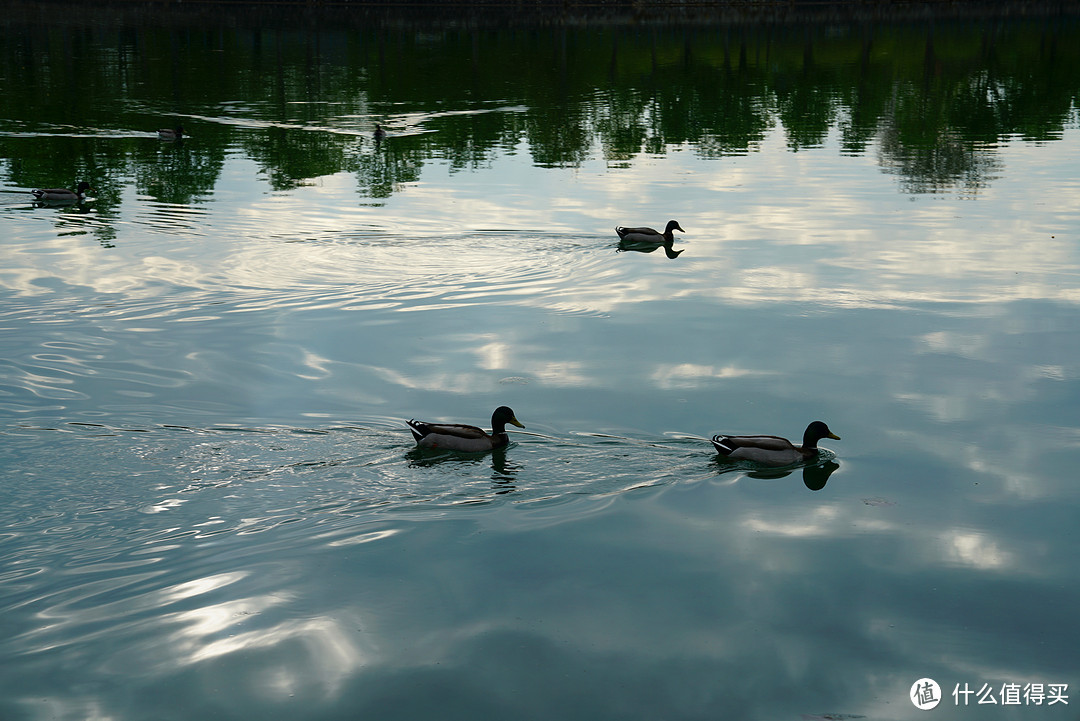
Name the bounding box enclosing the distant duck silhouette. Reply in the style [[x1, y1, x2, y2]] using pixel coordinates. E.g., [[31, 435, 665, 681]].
[[712, 421, 840, 467], [31, 181, 93, 204], [615, 220, 684, 244], [407, 406, 524, 452], [158, 126, 184, 140], [374, 124, 386, 142]]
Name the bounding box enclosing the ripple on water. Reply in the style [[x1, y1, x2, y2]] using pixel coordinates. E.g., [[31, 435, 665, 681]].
[[2, 228, 626, 334], [0, 413, 769, 718], [212, 229, 623, 317]]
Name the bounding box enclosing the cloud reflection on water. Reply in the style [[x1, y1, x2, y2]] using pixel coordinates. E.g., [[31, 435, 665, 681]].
[[3, 12, 1080, 720], [6, 127, 1079, 322]]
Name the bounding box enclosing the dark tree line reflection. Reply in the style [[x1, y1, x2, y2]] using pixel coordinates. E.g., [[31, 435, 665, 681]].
[[1, 6, 1076, 206]]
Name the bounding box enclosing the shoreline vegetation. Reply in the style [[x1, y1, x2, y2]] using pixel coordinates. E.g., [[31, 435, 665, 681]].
[[3, 0, 1075, 217], [3, 0, 1076, 28]]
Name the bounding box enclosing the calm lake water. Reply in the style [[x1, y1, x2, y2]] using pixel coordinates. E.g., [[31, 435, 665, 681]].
[[1, 5, 1079, 720]]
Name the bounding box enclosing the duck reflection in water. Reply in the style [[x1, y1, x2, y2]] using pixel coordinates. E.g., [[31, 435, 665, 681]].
[[749, 460, 840, 491], [712, 457, 840, 491], [405, 446, 520, 496], [489, 447, 519, 493], [616, 237, 684, 258]]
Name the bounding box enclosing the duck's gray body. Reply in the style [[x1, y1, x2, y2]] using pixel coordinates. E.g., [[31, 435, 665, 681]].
[[712, 421, 840, 467], [31, 181, 93, 204], [615, 219, 684, 244], [408, 406, 524, 452]]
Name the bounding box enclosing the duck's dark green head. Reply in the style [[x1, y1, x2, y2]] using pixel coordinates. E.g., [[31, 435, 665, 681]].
[[665, 220, 685, 234], [492, 406, 525, 431], [804, 421, 840, 447], [76, 181, 94, 193]]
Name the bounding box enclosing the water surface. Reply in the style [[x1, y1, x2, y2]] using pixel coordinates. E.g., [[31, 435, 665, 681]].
[[1, 7, 1078, 720]]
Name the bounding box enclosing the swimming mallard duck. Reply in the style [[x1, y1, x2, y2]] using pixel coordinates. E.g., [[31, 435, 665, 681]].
[[615, 220, 684, 244], [374, 124, 386, 142], [407, 406, 524, 452], [712, 421, 840, 467], [158, 126, 184, 140], [31, 181, 94, 204]]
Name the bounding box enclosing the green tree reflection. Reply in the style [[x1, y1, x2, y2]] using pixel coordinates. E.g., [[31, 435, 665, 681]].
[[1, 8, 1076, 204]]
